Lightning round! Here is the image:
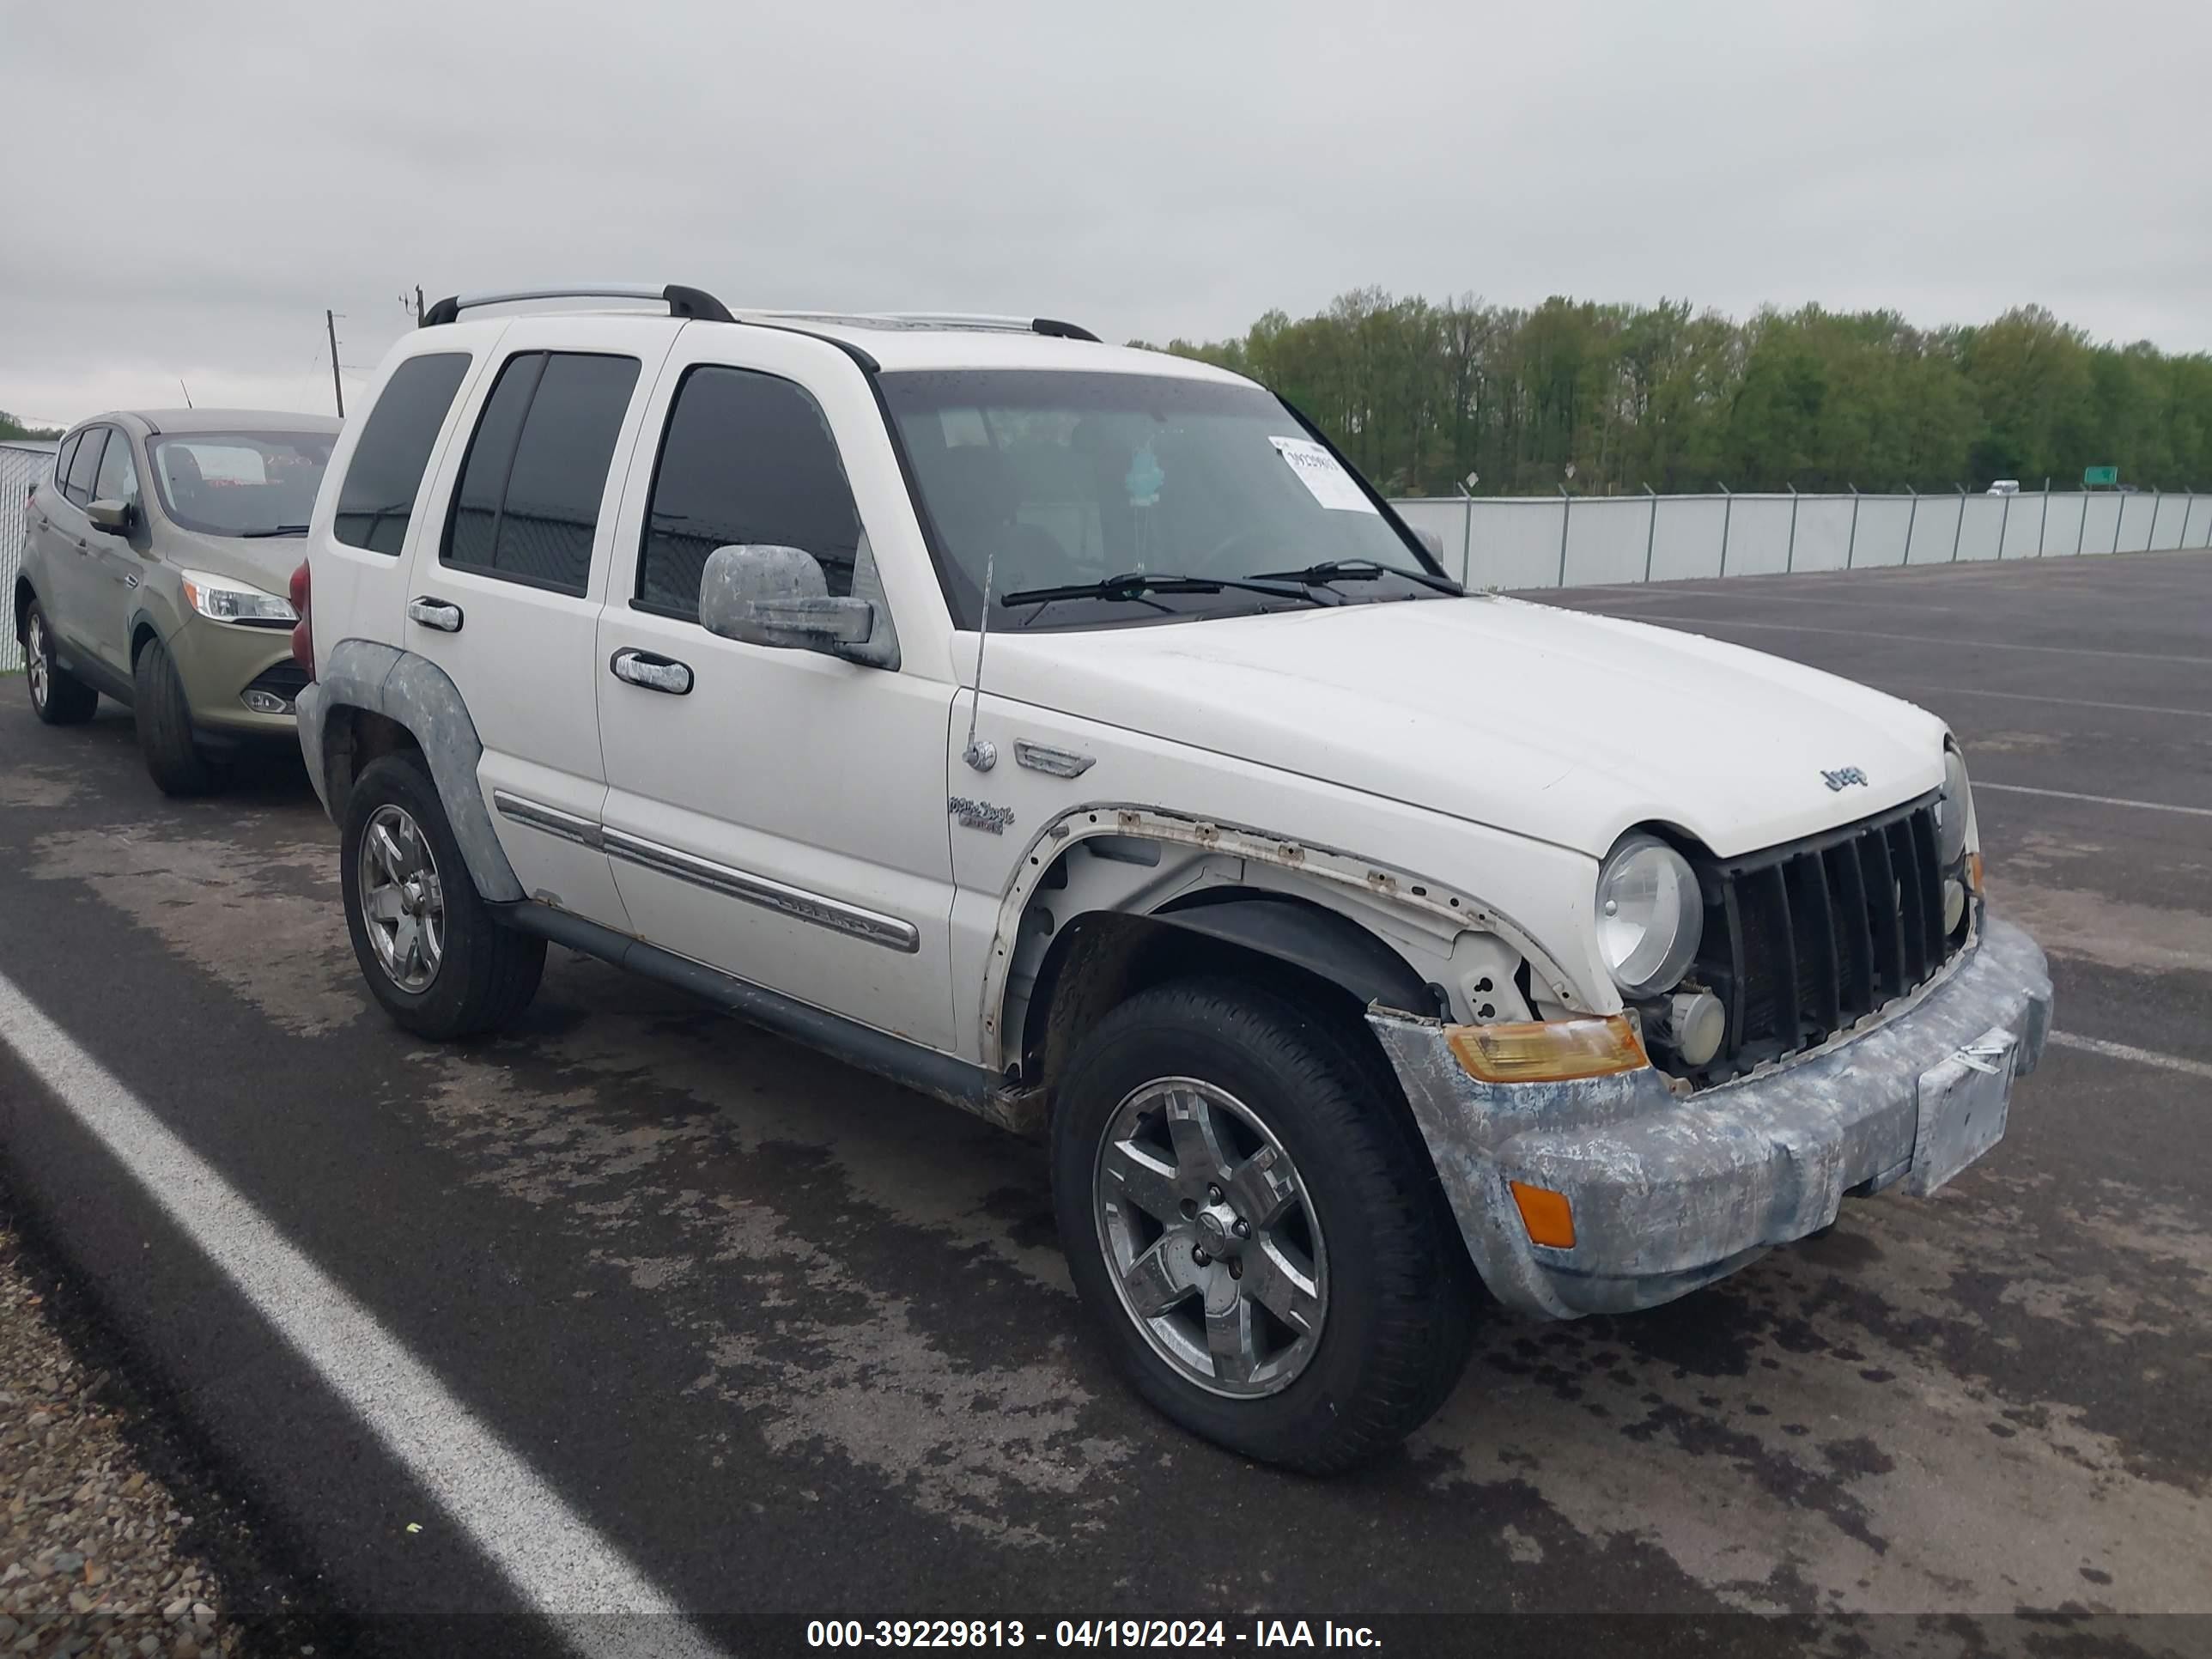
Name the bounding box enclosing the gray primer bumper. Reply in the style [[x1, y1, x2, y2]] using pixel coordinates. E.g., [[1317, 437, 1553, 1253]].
[[1369, 915, 2052, 1319]]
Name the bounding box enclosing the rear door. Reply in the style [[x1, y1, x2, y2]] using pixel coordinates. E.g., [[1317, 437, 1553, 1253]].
[[41, 428, 114, 668], [24, 430, 81, 629], [399, 318, 678, 930]]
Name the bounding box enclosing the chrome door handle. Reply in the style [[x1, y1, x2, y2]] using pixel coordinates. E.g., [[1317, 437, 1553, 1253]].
[[407, 597, 464, 633], [609, 648, 693, 696]]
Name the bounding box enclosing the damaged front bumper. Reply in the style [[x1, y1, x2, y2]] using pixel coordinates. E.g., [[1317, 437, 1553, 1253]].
[[1369, 915, 2052, 1319]]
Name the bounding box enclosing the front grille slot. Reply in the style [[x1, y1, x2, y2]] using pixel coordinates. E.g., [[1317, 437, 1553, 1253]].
[[1681, 792, 1959, 1084]]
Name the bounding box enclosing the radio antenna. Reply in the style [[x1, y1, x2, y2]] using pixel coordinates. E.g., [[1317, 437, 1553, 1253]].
[[961, 544, 998, 772], [177, 377, 194, 410]]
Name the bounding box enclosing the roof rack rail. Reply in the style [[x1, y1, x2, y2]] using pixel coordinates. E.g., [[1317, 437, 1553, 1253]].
[[419, 283, 734, 328], [860, 312, 1102, 343]]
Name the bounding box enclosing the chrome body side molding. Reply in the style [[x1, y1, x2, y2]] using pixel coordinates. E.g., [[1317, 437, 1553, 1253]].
[[493, 789, 602, 848], [491, 793, 921, 954]]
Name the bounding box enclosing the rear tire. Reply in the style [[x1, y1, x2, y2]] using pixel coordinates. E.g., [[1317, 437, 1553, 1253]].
[[340, 750, 544, 1040], [133, 635, 226, 796], [1050, 978, 1475, 1474], [23, 601, 99, 726]]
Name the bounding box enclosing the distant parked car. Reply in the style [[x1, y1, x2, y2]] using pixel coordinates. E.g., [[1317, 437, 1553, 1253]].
[[12, 409, 339, 793], [1986, 480, 2021, 495]]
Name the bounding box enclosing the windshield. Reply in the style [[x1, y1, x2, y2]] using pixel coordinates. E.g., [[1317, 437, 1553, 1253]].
[[878, 370, 1445, 629], [149, 430, 334, 538]]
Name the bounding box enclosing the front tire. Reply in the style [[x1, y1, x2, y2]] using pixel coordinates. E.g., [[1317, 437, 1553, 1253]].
[[133, 635, 225, 796], [23, 601, 99, 726], [339, 751, 544, 1040], [1051, 979, 1475, 1474]]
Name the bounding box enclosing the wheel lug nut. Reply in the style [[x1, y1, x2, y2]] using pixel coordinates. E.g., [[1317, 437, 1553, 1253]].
[[1206, 1185, 1224, 1203], [1229, 1262, 1242, 1280], [1232, 1219, 1251, 1238], [1192, 1247, 1211, 1267]]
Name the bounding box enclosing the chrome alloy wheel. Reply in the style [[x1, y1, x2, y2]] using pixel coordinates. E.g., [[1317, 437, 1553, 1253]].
[[358, 804, 445, 993], [26, 612, 50, 710], [1092, 1078, 1328, 1398]]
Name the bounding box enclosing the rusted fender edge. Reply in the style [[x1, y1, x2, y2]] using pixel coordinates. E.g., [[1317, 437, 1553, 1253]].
[[977, 803, 1585, 1074]]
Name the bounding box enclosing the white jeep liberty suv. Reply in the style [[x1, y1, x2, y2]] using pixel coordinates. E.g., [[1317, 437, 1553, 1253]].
[[295, 283, 2052, 1473]]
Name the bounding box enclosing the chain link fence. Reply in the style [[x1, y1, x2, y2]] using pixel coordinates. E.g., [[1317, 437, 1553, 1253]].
[[1391, 486, 2212, 592], [1, 441, 59, 672]]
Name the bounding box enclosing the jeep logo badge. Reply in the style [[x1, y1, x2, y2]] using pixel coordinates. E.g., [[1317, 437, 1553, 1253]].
[[1821, 766, 1869, 792]]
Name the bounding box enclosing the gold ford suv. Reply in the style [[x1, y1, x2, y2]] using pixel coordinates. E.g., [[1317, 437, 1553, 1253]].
[[13, 409, 339, 793]]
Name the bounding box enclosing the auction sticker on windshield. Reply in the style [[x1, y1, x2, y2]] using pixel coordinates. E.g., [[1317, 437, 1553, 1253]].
[[1267, 436, 1377, 513]]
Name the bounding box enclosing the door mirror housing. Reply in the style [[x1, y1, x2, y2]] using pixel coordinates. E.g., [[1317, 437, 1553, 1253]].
[[88, 499, 135, 534], [697, 544, 892, 667]]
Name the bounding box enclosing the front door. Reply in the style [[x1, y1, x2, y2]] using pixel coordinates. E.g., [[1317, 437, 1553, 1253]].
[[398, 319, 677, 930], [595, 331, 960, 1054]]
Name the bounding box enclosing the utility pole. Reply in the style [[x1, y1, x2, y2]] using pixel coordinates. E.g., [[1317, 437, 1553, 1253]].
[[325, 309, 345, 418]]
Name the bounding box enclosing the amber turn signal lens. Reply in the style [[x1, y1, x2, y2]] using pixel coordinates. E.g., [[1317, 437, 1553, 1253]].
[[1448, 1015, 1649, 1084], [1967, 850, 1985, 893], [1510, 1181, 1577, 1249]]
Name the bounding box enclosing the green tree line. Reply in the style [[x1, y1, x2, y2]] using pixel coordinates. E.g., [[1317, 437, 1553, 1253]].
[[1141, 295, 2212, 497], [0, 410, 63, 443]]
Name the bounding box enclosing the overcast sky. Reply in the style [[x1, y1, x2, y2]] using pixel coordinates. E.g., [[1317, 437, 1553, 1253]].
[[4, 0, 2206, 427]]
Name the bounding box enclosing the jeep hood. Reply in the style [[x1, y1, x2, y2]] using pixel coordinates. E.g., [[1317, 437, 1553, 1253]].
[[979, 595, 1948, 860]]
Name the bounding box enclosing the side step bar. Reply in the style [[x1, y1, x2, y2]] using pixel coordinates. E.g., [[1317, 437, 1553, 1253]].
[[496, 902, 1042, 1136]]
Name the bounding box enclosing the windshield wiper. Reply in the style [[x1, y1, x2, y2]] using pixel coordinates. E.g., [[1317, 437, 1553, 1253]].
[[1000, 570, 1329, 611], [241, 524, 312, 538], [1247, 558, 1463, 596]]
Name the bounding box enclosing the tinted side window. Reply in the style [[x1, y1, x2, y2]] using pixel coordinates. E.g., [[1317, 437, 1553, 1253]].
[[443, 351, 639, 596], [64, 429, 107, 507], [637, 367, 863, 618], [93, 429, 139, 505], [334, 351, 471, 555], [49, 433, 80, 500]]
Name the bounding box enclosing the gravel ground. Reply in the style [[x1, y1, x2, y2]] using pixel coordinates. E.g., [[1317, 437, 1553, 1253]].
[[0, 1224, 241, 1659]]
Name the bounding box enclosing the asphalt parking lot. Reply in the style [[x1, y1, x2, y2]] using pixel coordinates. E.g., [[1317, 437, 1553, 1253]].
[[2, 550, 2209, 1654]]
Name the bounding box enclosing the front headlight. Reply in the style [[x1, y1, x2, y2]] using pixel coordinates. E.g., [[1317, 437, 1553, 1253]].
[[1595, 832, 1704, 997], [179, 568, 297, 626], [1936, 746, 1972, 866]]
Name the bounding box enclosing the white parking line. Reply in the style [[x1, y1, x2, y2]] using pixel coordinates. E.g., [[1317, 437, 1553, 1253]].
[[1875, 684, 2212, 721], [1607, 612, 2212, 665], [1973, 781, 2212, 818], [2048, 1030, 2212, 1082], [0, 970, 721, 1658]]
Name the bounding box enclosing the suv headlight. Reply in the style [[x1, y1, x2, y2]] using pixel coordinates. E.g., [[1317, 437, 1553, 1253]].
[[1936, 746, 1972, 866], [179, 568, 298, 626], [1596, 832, 1704, 997]]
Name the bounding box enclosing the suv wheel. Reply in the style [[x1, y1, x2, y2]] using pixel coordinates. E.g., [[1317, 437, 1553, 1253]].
[[23, 602, 99, 726], [1051, 979, 1475, 1474], [340, 751, 544, 1040], [133, 635, 226, 796]]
